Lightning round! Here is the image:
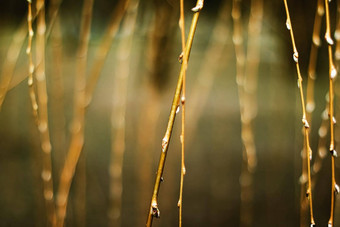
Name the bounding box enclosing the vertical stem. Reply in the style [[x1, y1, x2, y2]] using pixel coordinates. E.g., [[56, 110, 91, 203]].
[[56, 0, 93, 226], [232, 0, 262, 226], [146, 1, 204, 226], [324, 0, 338, 226], [27, 0, 39, 123], [108, 1, 139, 226], [301, 1, 324, 225], [178, 0, 187, 226], [241, 0, 263, 226], [283, 0, 315, 225], [35, 0, 57, 226]]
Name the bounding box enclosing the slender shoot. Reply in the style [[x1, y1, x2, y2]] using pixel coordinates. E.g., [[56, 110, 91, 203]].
[[108, 0, 139, 225], [283, 0, 315, 225], [324, 0, 338, 226], [146, 1, 204, 226], [56, 0, 94, 226], [177, 0, 187, 226], [27, 0, 39, 122]]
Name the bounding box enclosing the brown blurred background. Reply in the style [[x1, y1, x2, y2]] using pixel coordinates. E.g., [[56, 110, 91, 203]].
[[0, 0, 339, 226]]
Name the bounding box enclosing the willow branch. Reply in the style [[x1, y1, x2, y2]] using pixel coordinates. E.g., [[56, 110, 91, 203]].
[[299, 1, 324, 225], [240, 0, 263, 226], [27, 0, 39, 123], [56, 0, 93, 226], [146, 1, 204, 226], [324, 0, 338, 226], [177, 0, 187, 226], [35, 0, 57, 225], [108, 0, 139, 226], [283, 0, 315, 225]]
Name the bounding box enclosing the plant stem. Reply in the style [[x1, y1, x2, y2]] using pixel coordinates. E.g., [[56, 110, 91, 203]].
[[27, 0, 39, 123], [177, 0, 186, 226], [283, 0, 315, 225], [146, 1, 204, 226], [324, 0, 338, 226], [35, 0, 57, 225], [56, 0, 93, 226], [108, 0, 139, 226], [300, 1, 324, 225]]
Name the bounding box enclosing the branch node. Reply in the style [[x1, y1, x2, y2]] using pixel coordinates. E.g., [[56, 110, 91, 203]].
[[161, 137, 168, 152], [151, 206, 160, 218], [325, 33, 334, 45], [335, 183, 339, 194], [293, 51, 299, 63], [178, 52, 184, 63], [191, 0, 204, 12], [330, 149, 337, 157], [331, 66, 337, 79], [302, 118, 310, 128]]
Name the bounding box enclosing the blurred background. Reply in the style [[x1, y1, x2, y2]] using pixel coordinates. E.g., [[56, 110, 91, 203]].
[[0, 0, 340, 226]]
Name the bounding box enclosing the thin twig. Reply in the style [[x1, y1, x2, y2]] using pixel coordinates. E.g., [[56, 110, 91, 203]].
[[35, 0, 57, 225], [324, 0, 338, 226], [27, 0, 39, 123], [283, 0, 315, 225], [177, 0, 187, 226], [136, 2, 179, 224], [108, 0, 139, 226], [239, 0, 263, 226], [56, 0, 94, 226], [146, 1, 204, 226], [300, 1, 324, 225]]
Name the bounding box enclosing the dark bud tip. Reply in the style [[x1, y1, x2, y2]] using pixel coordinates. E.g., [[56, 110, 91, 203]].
[[152, 207, 160, 218], [330, 150, 338, 157]]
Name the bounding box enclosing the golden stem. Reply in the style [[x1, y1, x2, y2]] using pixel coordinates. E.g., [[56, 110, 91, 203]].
[[283, 0, 315, 225], [56, 0, 94, 226], [146, 1, 204, 226], [324, 0, 337, 225], [178, 0, 187, 226]]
